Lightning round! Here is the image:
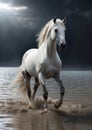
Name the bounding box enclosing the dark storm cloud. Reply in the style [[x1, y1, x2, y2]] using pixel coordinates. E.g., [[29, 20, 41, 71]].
[[0, 0, 92, 68]]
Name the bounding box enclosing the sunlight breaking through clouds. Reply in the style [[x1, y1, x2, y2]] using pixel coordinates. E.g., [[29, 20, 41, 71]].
[[0, 2, 39, 30], [0, 3, 27, 11]]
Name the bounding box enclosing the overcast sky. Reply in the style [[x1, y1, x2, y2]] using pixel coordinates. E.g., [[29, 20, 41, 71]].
[[0, 0, 92, 69]]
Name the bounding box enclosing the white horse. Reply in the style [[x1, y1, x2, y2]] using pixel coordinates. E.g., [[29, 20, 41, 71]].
[[14, 18, 66, 109]]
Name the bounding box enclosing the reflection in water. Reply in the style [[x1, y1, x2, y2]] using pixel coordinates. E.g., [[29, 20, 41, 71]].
[[0, 68, 92, 130], [14, 111, 65, 130], [11, 110, 92, 130], [1, 110, 92, 130]]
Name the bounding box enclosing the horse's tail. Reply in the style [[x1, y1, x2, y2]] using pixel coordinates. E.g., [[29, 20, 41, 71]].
[[9, 65, 27, 95]]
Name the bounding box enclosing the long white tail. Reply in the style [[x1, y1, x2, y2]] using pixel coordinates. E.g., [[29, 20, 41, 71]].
[[9, 65, 28, 95]]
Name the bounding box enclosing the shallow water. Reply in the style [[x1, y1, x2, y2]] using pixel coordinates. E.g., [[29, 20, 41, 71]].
[[0, 67, 92, 130]]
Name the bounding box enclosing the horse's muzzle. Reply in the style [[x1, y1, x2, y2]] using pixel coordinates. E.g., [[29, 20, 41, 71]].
[[60, 43, 66, 49]]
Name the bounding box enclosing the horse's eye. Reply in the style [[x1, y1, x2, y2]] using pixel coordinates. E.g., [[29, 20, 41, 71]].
[[55, 29, 58, 33]]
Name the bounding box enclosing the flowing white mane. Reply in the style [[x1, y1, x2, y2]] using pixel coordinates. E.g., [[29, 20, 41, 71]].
[[37, 19, 54, 47], [37, 18, 65, 48]]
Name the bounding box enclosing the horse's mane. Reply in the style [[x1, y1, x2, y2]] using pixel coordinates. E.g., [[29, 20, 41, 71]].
[[37, 19, 54, 48]]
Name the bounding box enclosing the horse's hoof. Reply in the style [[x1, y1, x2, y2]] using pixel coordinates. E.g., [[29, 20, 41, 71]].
[[28, 105, 34, 109], [54, 103, 59, 109], [28, 102, 35, 109], [54, 100, 62, 109], [55, 104, 60, 109], [40, 108, 49, 114]]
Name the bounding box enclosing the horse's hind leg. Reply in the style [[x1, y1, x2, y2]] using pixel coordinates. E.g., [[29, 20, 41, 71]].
[[32, 78, 39, 100], [22, 71, 31, 103]]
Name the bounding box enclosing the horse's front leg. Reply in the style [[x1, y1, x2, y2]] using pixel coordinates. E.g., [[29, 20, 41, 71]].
[[54, 73, 65, 108], [38, 73, 48, 109], [32, 78, 39, 100]]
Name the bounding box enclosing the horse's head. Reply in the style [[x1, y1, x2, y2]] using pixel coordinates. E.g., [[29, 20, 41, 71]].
[[50, 18, 66, 49]]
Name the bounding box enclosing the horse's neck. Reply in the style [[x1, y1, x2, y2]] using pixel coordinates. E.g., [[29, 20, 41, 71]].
[[46, 37, 56, 59]]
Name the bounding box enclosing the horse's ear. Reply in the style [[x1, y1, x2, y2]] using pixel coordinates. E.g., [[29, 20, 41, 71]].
[[62, 17, 66, 24], [53, 18, 57, 23]]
